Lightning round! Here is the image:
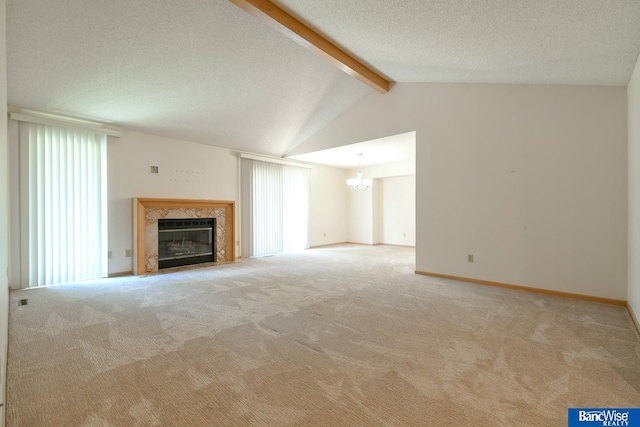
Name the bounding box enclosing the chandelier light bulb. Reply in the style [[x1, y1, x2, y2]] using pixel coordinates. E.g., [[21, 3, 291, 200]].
[[346, 154, 371, 191]]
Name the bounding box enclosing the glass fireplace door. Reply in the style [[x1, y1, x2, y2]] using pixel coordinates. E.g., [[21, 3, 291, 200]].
[[158, 218, 215, 269]]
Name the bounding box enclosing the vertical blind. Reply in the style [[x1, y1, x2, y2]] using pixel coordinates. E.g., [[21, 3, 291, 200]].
[[20, 122, 108, 287], [241, 157, 309, 257]]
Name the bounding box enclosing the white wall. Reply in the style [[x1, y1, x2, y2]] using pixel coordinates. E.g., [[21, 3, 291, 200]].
[[108, 131, 351, 272], [347, 182, 374, 244], [372, 179, 382, 244], [629, 52, 640, 323], [0, 0, 9, 422], [107, 130, 239, 274], [294, 83, 627, 300], [308, 164, 348, 246], [345, 161, 416, 246], [382, 175, 416, 246]]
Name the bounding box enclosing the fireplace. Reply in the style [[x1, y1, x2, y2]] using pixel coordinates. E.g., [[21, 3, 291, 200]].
[[133, 198, 235, 275], [158, 218, 215, 269]]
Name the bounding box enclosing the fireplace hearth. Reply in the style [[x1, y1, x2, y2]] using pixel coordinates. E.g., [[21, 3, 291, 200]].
[[158, 218, 215, 269]]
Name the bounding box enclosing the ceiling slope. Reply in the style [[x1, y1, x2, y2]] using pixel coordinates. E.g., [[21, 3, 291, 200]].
[[278, 0, 640, 86], [7, 1, 640, 159], [229, 0, 392, 93], [6, 0, 372, 156]]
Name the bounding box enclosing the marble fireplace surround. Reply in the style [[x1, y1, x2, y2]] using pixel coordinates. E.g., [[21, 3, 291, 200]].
[[133, 198, 235, 274]]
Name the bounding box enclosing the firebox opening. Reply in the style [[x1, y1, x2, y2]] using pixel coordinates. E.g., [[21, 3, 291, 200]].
[[158, 218, 215, 269]]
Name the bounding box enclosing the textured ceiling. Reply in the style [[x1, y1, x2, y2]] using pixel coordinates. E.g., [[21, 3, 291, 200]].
[[278, 0, 640, 85], [6, 0, 371, 156], [7, 0, 640, 160], [288, 132, 415, 170]]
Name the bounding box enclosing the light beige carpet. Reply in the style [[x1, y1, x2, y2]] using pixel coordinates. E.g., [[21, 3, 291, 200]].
[[7, 244, 640, 426]]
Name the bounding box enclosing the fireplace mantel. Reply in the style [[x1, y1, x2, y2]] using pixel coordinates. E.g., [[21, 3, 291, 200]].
[[133, 198, 235, 274]]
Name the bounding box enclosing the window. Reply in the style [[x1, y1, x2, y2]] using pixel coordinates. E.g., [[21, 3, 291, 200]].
[[241, 156, 309, 257], [20, 122, 108, 286]]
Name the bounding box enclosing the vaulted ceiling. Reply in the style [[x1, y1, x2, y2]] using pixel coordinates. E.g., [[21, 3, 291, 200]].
[[7, 0, 640, 159]]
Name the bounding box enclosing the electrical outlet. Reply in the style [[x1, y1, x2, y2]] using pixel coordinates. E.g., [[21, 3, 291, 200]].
[[108, 251, 112, 259], [468, 254, 474, 263], [150, 166, 159, 174], [323, 232, 327, 237], [125, 249, 132, 258], [403, 233, 406, 237]]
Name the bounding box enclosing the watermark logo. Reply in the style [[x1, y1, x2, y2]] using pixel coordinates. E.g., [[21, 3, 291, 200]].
[[568, 408, 640, 427]]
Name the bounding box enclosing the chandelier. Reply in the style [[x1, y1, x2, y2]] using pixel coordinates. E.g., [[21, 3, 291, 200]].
[[346, 153, 371, 191]]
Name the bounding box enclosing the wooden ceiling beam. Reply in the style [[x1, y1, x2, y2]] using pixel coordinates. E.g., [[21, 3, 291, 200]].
[[229, 0, 392, 93]]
